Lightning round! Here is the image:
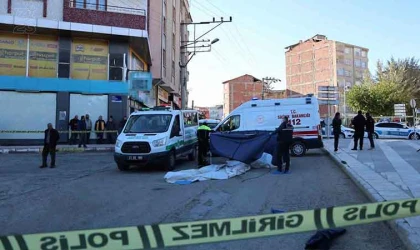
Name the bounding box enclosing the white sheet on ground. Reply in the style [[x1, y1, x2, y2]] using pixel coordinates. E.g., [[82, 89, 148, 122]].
[[164, 153, 276, 184]]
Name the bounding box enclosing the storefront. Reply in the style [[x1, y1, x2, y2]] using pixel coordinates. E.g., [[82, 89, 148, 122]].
[[170, 94, 182, 110], [158, 87, 170, 106]]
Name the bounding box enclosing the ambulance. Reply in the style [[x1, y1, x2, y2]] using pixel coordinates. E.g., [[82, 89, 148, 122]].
[[114, 106, 199, 171], [213, 95, 323, 156]]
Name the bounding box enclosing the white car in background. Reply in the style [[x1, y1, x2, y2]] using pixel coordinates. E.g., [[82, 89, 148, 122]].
[[322, 125, 354, 139]]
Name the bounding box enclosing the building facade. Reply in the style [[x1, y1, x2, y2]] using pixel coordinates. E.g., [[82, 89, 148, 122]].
[[0, 0, 153, 145], [196, 105, 223, 120], [222, 74, 300, 117], [149, 0, 191, 109], [285, 34, 369, 118]]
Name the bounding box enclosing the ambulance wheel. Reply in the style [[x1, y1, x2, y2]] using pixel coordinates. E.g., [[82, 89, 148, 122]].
[[117, 163, 129, 171], [188, 146, 197, 161], [291, 141, 306, 157], [165, 151, 176, 171]]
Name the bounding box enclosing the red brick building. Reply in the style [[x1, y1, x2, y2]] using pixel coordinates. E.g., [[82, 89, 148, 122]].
[[285, 34, 369, 118], [222, 74, 301, 117]]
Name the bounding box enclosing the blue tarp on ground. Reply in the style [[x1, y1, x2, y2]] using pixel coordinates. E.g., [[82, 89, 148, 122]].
[[210, 131, 278, 164]]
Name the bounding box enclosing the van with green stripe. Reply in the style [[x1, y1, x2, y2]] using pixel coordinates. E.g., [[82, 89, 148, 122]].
[[114, 106, 199, 171]]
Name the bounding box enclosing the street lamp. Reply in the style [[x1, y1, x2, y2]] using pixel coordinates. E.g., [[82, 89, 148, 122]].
[[211, 38, 219, 44]]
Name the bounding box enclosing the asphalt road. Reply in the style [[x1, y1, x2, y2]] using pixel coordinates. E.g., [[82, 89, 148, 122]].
[[0, 150, 405, 250]]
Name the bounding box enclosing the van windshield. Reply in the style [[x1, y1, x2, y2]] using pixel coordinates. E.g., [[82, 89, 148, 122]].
[[124, 114, 172, 133]]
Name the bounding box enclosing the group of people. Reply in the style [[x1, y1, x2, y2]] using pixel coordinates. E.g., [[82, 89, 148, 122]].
[[39, 115, 128, 168], [332, 110, 375, 152], [68, 115, 128, 147]]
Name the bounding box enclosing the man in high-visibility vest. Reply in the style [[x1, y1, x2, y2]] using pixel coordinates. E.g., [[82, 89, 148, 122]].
[[197, 122, 212, 166]]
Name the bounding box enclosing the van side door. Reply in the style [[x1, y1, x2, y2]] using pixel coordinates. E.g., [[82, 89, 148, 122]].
[[168, 114, 183, 150]]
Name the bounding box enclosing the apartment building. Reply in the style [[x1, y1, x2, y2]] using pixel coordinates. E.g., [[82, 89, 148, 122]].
[[222, 74, 301, 117], [149, 0, 192, 109], [285, 34, 369, 118], [0, 0, 152, 145]]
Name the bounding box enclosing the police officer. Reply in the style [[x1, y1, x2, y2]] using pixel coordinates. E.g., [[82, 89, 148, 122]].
[[197, 121, 211, 166], [275, 116, 294, 173]]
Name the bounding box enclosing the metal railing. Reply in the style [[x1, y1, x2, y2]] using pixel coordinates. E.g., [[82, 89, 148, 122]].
[[69, 0, 146, 16]]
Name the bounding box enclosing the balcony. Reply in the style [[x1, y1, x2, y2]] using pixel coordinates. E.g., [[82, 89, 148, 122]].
[[63, 0, 146, 30]]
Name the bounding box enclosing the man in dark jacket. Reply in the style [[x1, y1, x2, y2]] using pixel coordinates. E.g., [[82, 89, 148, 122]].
[[68, 115, 79, 145], [40, 123, 60, 168], [78, 115, 87, 148], [275, 116, 294, 173], [332, 112, 342, 152], [106, 116, 117, 144], [366, 112, 375, 149], [197, 122, 211, 166], [351, 110, 366, 150], [119, 116, 127, 134]]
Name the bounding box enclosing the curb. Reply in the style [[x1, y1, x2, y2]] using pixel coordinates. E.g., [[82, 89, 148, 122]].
[[323, 148, 420, 250], [0, 147, 114, 154]]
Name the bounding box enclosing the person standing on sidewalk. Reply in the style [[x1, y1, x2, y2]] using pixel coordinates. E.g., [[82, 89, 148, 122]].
[[332, 112, 342, 152], [366, 112, 375, 150], [85, 114, 92, 144], [106, 116, 117, 144], [275, 116, 294, 174], [78, 116, 87, 148], [351, 111, 366, 150], [40, 123, 60, 168], [95, 116, 106, 144], [119, 116, 127, 134], [68, 115, 79, 145]]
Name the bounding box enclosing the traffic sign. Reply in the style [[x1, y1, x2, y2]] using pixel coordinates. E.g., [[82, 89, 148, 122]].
[[318, 100, 339, 105], [410, 99, 417, 108], [318, 93, 339, 99], [318, 86, 338, 92]]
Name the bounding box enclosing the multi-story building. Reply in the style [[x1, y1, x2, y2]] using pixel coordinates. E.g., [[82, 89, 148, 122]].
[[0, 0, 152, 145], [222, 74, 301, 117], [285, 34, 369, 118], [149, 0, 191, 109]]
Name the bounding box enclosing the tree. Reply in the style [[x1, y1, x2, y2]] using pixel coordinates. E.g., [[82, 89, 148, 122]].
[[346, 81, 407, 116]]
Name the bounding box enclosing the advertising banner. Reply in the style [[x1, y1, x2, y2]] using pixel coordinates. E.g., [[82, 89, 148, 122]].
[[0, 33, 27, 76], [158, 86, 169, 103], [29, 36, 58, 78], [71, 39, 108, 80]]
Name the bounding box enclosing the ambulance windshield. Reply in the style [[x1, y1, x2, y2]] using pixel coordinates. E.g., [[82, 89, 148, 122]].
[[124, 114, 173, 133]]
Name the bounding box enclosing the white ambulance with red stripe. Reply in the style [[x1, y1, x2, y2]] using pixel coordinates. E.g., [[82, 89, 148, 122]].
[[213, 95, 323, 156]]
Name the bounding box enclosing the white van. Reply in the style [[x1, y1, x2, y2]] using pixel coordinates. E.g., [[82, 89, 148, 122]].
[[114, 106, 198, 171], [213, 96, 323, 156]]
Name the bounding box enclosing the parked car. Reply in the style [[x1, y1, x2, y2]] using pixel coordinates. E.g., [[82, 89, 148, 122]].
[[373, 122, 420, 140], [321, 125, 354, 139]]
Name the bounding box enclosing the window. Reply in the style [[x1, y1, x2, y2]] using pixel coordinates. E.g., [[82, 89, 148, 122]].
[[361, 61, 366, 68], [354, 48, 361, 57], [354, 59, 361, 67], [183, 112, 198, 127], [344, 59, 351, 65], [58, 38, 71, 78], [131, 53, 144, 71], [172, 33, 175, 49], [170, 115, 181, 138], [162, 49, 166, 67], [163, 17, 166, 34], [220, 115, 240, 131], [172, 60, 175, 77], [345, 70, 352, 77], [109, 53, 124, 80], [74, 0, 105, 10], [337, 68, 344, 76], [124, 114, 173, 133], [362, 50, 367, 57], [344, 47, 351, 54], [162, 34, 166, 49]]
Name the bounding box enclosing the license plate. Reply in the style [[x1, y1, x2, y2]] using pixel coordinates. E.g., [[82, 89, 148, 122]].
[[128, 156, 143, 160]]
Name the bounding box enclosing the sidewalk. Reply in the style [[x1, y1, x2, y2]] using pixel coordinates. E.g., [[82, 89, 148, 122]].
[[323, 138, 420, 250], [0, 144, 114, 154]]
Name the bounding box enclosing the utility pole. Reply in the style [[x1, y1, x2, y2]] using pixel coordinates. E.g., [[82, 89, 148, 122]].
[[180, 17, 232, 110], [261, 77, 281, 100]]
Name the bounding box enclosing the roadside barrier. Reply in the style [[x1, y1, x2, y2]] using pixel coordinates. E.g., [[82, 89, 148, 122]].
[[0, 130, 119, 134], [1, 198, 419, 250]]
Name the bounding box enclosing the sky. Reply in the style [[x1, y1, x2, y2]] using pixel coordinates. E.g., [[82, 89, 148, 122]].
[[186, 0, 420, 107]]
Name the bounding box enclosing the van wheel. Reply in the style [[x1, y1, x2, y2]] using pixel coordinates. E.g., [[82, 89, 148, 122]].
[[165, 151, 176, 171], [188, 146, 197, 161], [117, 163, 129, 171], [291, 141, 306, 157]]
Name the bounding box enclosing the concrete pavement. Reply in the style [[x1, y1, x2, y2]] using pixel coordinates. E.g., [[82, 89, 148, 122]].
[[324, 138, 420, 250], [0, 144, 114, 154], [0, 150, 404, 250]]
